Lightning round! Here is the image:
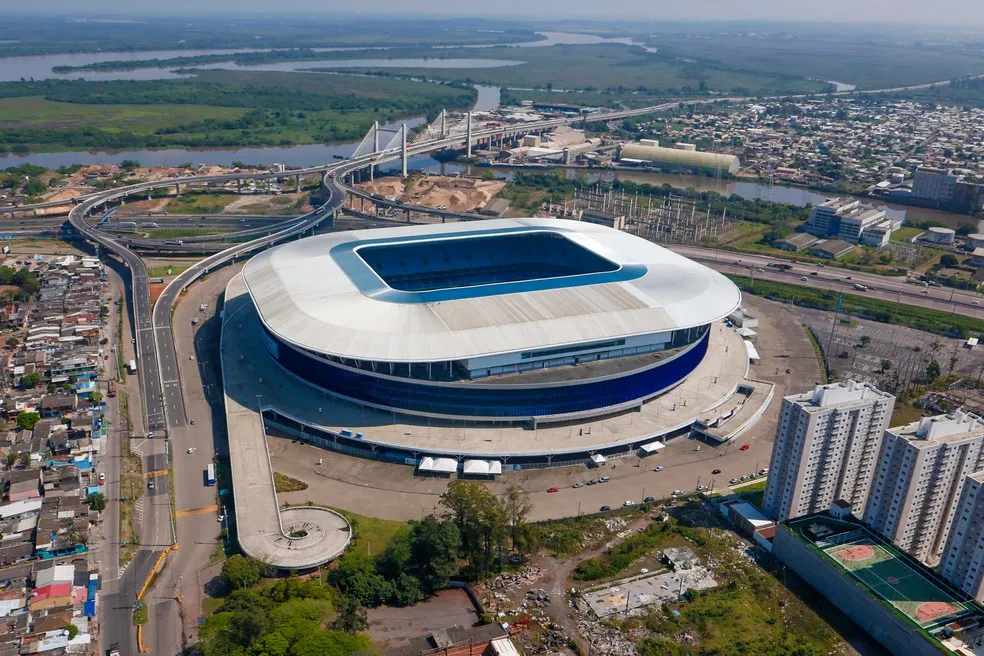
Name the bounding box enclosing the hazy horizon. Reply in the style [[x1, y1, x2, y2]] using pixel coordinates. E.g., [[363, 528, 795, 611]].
[[7, 1, 984, 26]]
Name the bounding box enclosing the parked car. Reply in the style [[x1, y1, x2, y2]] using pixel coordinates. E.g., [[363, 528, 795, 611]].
[[672, 489, 684, 496], [98, 472, 106, 481], [600, 505, 611, 512], [623, 500, 636, 507], [573, 482, 584, 488], [586, 479, 598, 485], [148, 480, 155, 490], [729, 478, 739, 484], [643, 496, 655, 504], [758, 468, 770, 475], [600, 476, 611, 483], [652, 466, 664, 472], [547, 486, 559, 493], [697, 485, 709, 491], [711, 468, 722, 475], [740, 443, 751, 451]]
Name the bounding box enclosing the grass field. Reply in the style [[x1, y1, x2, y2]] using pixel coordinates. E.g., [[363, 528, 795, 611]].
[[164, 194, 239, 215], [146, 265, 190, 277], [825, 537, 969, 627], [0, 96, 243, 133], [891, 226, 924, 242]]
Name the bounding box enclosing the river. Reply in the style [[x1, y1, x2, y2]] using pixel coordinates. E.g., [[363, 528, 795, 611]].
[[0, 31, 658, 82]]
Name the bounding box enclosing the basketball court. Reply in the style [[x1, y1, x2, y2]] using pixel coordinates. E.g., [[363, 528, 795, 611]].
[[824, 536, 971, 627]]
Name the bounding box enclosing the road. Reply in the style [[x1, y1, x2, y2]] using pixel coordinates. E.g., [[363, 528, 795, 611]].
[[670, 245, 984, 319]]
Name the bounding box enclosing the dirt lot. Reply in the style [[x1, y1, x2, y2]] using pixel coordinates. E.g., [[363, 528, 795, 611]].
[[368, 589, 479, 649], [356, 174, 505, 213]]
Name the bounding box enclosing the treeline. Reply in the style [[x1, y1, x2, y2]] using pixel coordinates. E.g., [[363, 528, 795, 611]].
[[510, 171, 811, 225]]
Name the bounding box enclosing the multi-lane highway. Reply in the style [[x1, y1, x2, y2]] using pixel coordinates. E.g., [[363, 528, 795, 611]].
[[671, 246, 984, 319]]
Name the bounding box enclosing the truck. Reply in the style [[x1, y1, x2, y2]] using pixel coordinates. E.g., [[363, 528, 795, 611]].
[[127, 359, 137, 375], [107, 380, 116, 398], [164, 239, 184, 246], [853, 283, 868, 292], [191, 316, 199, 326]]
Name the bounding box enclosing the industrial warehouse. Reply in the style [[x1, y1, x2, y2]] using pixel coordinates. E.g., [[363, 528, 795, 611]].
[[221, 218, 768, 472]]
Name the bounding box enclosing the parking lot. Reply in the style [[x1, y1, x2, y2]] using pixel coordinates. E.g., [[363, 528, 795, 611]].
[[800, 308, 984, 389]]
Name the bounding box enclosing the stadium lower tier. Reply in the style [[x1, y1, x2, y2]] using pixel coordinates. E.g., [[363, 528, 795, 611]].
[[260, 327, 710, 423]]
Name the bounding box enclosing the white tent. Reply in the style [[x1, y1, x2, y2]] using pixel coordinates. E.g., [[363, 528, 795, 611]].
[[432, 458, 459, 473], [640, 441, 665, 454], [463, 460, 491, 475], [590, 453, 607, 464], [417, 456, 436, 471], [488, 460, 503, 475], [744, 340, 760, 362]]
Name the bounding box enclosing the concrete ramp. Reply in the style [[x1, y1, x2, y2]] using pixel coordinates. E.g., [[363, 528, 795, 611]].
[[221, 273, 351, 570]]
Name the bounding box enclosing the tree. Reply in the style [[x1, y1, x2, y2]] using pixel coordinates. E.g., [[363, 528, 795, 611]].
[[87, 492, 106, 512], [328, 553, 393, 607], [20, 372, 41, 388], [409, 517, 460, 592], [330, 595, 369, 633], [220, 554, 261, 590], [501, 485, 533, 550], [940, 253, 959, 267], [5, 336, 18, 348], [859, 335, 871, 348], [439, 480, 508, 577], [881, 360, 891, 372], [64, 624, 78, 640], [88, 392, 104, 405], [926, 360, 942, 381], [16, 412, 40, 431]]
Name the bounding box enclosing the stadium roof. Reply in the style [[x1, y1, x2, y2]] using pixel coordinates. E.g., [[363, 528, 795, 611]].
[[243, 218, 741, 363]]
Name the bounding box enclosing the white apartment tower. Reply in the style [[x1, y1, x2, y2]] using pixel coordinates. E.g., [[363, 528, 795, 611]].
[[864, 412, 984, 564], [940, 471, 984, 602], [763, 381, 895, 521]]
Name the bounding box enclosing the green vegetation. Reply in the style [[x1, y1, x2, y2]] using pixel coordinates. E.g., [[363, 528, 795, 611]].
[[19, 373, 41, 390], [16, 412, 40, 430], [221, 555, 262, 590], [273, 472, 308, 493], [323, 507, 405, 559], [86, 492, 107, 512], [147, 265, 190, 277], [118, 399, 142, 568], [198, 576, 372, 656], [574, 520, 677, 581], [0, 71, 476, 152], [161, 193, 239, 215], [148, 229, 236, 239], [731, 275, 984, 338], [733, 480, 767, 510], [326, 43, 829, 101], [892, 226, 924, 242], [132, 603, 148, 626], [805, 327, 831, 384]]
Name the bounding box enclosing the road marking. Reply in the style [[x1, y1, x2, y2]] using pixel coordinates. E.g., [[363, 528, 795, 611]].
[[143, 469, 168, 479], [176, 505, 218, 517]]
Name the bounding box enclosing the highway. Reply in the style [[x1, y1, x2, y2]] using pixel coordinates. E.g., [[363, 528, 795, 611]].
[[670, 246, 984, 319]]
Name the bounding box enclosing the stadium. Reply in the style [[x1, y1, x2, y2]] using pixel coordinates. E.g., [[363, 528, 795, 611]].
[[241, 218, 742, 426]]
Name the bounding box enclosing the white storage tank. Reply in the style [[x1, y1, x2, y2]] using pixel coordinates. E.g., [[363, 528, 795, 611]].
[[966, 233, 984, 250], [926, 226, 956, 244]]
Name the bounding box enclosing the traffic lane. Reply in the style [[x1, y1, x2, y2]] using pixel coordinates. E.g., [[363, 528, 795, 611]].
[[672, 245, 984, 307], [690, 257, 984, 317]]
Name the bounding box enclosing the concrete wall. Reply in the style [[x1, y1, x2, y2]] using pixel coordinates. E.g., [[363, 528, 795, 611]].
[[773, 525, 945, 656]]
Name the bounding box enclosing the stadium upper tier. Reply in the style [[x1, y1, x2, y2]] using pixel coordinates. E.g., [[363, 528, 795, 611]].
[[243, 218, 740, 421], [243, 218, 740, 364]]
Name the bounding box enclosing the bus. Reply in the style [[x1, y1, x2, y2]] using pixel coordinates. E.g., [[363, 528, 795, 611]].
[[205, 464, 216, 486]]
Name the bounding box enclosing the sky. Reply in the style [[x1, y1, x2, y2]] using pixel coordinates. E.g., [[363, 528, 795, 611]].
[[11, 0, 984, 25]]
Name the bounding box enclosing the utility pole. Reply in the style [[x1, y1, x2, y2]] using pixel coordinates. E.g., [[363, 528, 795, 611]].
[[466, 111, 473, 158], [401, 124, 408, 178]]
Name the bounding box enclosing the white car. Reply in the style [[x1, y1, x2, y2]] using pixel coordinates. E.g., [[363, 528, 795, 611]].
[[98, 472, 106, 481], [186, 447, 197, 454], [623, 500, 636, 507], [672, 489, 684, 496]]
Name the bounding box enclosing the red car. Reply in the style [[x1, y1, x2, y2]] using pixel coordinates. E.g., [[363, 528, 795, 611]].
[[547, 486, 559, 493], [740, 443, 751, 451]]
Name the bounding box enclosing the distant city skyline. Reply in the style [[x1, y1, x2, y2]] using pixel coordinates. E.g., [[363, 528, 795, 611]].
[[9, 0, 984, 25]]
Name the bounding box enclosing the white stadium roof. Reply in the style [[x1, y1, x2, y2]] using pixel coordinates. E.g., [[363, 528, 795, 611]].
[[243, 218, 741, 363]]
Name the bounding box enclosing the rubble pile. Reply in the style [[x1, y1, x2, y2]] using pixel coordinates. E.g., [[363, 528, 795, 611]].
[[484, 564, 544, 590], [577, 617, 637, 655]]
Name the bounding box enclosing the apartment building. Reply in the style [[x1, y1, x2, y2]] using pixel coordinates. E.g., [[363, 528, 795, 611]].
[[863, 412, 984, 564], [940, 470, 984, 602], [763, 381, 895, 521]]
